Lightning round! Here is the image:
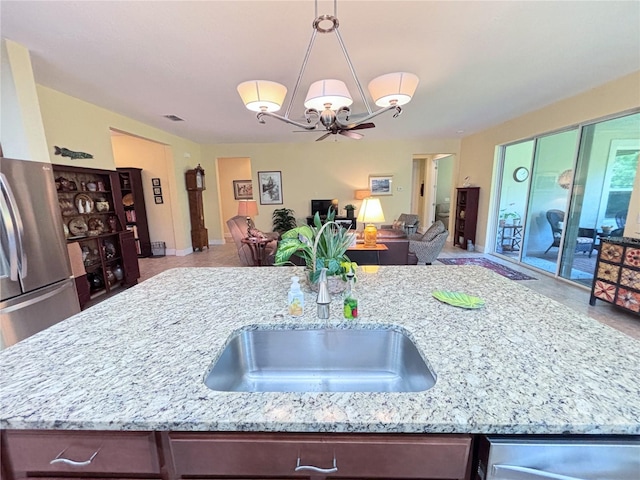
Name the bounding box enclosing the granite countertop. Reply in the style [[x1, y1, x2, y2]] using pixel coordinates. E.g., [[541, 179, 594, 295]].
[[1, 266, 639, 434]]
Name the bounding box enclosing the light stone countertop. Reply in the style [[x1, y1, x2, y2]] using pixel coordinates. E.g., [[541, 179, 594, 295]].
[[1, 265, 639, 434]]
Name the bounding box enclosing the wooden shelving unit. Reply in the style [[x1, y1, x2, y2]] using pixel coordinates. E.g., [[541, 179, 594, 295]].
[[53, 164, 140, 308], [117, 167, 152, 257], [453, 187, 480, 249]]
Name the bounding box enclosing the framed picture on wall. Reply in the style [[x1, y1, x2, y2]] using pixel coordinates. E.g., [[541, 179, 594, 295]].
[[153, 186, 162, 196], [258, 171, 283, 205], [154, 196, 163, 204], [369, 175, 393, 195], [152, 178, 161, 187], [233, 179, 253, 200]]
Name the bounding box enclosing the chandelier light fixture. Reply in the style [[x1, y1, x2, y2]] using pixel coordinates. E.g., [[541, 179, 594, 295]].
[[237, 0, 419, 141]]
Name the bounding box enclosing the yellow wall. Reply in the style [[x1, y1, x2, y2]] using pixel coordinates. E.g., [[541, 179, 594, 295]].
[[202, 139, 461, 234], [1, 40, 49, 161], [111, 135, 178, 253], [459, 71, 640, 249], [36, 85, 213, 254], [216, 157, 252, 237]]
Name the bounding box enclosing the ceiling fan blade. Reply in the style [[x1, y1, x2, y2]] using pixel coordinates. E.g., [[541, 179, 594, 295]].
[[340, 130, 364, 140], [316, 132, 332, 142], [346, 122, 376, 131]]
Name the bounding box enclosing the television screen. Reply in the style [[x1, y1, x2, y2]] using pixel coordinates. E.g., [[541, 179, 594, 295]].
[[311, 199, 338, 216]]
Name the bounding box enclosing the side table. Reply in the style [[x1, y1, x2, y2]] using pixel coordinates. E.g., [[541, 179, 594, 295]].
[[241, 237, 271, 266], [346, 243, 389, 265]]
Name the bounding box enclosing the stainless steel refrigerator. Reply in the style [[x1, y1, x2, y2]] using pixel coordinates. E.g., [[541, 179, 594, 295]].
[[1, 157, 80, 349]]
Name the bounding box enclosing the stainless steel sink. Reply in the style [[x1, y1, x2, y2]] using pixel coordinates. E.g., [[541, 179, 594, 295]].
[[204, 328, 436, 392]]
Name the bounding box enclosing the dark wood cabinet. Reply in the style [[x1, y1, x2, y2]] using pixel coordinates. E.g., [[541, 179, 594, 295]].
[[590, 237, 640, 314], [117, 167, 152, 257], [3, 430, 473, 480], [185, 165, 208, 251], [3, 430, 161, 477], [166, 432, 473, 479], [453, 187, 480, 250], [53, 165, 140, 307]]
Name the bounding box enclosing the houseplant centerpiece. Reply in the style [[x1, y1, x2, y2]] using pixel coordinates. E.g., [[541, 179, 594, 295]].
[[275, 209, 356, 293]]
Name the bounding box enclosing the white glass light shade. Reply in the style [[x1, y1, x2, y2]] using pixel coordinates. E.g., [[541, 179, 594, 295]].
[[304, 79, 353, 111], [368, 72, 419, 107], [237, 80, 287, 112], [357, 197, 385, 223]]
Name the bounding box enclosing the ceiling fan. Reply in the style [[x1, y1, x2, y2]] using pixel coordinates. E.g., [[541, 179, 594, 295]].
[[313, 121, 375, 141]]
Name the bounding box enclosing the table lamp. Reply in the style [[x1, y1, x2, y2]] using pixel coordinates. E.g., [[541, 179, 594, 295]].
[[357, 197, 385, 247], [238, 200, 259, 237]]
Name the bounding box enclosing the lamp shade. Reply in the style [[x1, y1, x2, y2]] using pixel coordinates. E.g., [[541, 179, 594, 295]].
[[357, 197, 385, 223], [354, 189, 371, 200], [238, 200, 259, 217], [368, 72, 419, 107], [304, 79, 353, 111], [237, 80, 287, 113]]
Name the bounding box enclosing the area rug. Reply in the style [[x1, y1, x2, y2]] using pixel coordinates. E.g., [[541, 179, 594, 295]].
[[437, 258, 537, 281]]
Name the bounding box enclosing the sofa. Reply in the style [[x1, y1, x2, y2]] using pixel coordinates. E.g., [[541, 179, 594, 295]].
[[352, 229, 417, 265]]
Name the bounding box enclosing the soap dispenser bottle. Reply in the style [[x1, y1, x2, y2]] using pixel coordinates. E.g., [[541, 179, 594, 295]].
[[287, 276, 304, 317], [343, 271, 358, 319]]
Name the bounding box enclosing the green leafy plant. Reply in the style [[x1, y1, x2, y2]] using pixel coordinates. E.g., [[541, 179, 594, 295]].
[[275, 209, 356, 283], [272, 208, 297, 233], [343, 204, 356, 212]]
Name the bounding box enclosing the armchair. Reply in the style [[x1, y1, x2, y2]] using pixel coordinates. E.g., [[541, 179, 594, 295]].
[[382, 213, 420, 235], [226, 216, 279, 266], [408, 220, 448, 265], [544, 209, 596, 257]]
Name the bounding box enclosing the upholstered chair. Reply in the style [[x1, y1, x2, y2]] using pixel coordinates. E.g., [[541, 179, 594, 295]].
[[408, 220, 448, 265], [226, 216, 279, 266], [382, 213, 420, 235]]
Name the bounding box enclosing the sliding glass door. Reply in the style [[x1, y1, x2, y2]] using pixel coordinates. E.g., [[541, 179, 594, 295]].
[[493, 110, 639, 286]]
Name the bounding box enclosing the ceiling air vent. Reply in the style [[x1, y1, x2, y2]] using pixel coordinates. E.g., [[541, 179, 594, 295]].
[[163, 114, 184, 122]]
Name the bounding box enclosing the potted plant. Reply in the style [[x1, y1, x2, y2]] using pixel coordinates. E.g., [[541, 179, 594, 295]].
[[343, 204, 356, 219], [275, 209, 356, 292], [272, 208, 297, 234]]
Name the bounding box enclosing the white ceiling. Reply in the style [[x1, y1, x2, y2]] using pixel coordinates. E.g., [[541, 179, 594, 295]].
[[2, 1, 639, 145]]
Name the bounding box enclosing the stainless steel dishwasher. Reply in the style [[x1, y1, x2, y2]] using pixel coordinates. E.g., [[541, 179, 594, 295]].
[[475, 436, 640, 480]]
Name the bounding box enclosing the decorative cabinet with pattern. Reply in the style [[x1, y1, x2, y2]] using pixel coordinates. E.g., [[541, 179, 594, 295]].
[[590, 237, 640, 314]]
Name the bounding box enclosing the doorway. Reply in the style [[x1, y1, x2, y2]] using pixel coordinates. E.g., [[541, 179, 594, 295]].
[[492, 111, 639, 286], [412, 154, 454, 233]]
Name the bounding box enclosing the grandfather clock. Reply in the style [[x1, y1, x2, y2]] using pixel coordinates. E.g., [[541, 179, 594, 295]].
[[185, 164, 209, 251]]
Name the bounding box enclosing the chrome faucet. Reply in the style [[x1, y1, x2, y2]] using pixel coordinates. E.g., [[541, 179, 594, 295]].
[[316, 267, 331, 319]]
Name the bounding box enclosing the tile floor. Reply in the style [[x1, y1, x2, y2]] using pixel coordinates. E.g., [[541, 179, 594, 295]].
[[138, 241, 640, 340]]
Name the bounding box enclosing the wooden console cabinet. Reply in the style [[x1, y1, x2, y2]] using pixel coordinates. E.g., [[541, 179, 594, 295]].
[[453, 187, 480, 249], [590, 237, 640, 314]]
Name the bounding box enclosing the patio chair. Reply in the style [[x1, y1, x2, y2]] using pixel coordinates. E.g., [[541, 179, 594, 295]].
[[544, 209, 596, 257]]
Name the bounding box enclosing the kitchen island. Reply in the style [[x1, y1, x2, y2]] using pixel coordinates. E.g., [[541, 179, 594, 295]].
[[1, 265, 639, 434]]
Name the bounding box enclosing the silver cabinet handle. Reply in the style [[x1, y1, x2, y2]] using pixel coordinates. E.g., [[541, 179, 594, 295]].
[[493, 464, 586, 480], [295, 455, 338, 474], [50, 446, 100, 467]]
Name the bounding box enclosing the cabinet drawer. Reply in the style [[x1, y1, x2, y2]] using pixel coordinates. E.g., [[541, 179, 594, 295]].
[[168, 432, 472, 479], [5, 430, 160, 475]]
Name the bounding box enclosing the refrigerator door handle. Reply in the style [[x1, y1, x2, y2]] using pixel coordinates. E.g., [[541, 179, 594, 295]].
[[493, 465, 586, 480], [0, 172, 26, 280], [0, 280, 75, 314]]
